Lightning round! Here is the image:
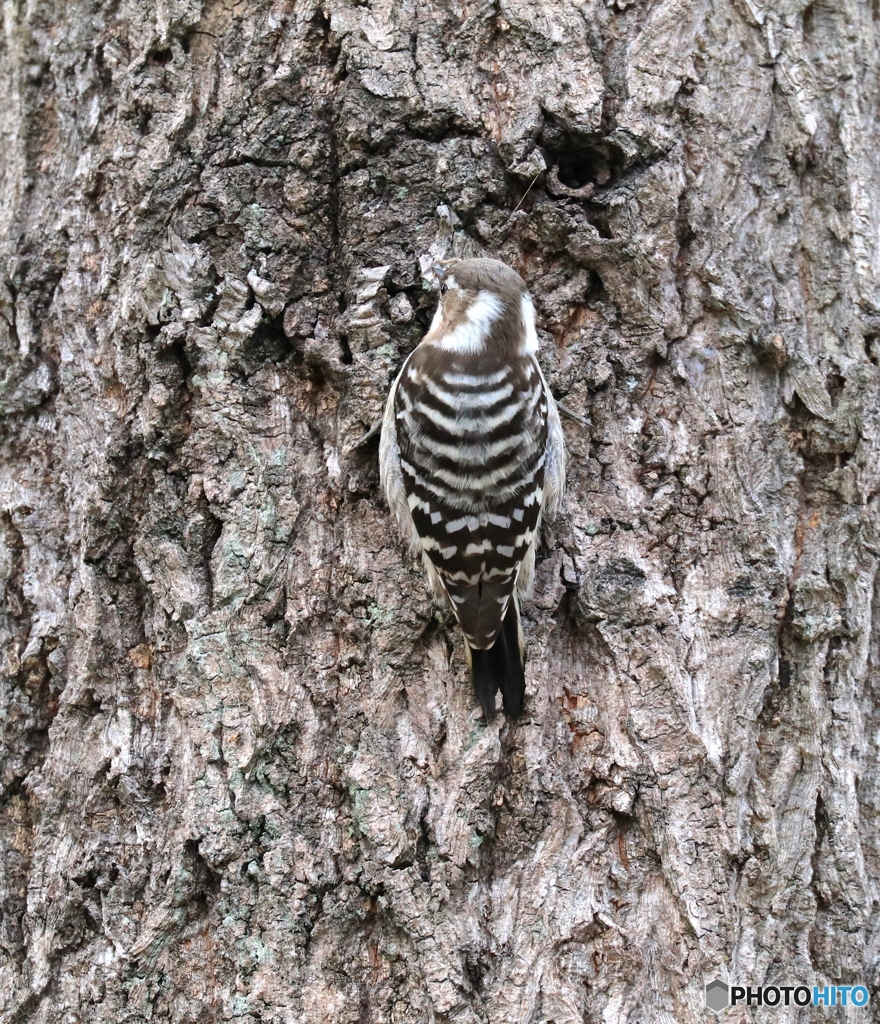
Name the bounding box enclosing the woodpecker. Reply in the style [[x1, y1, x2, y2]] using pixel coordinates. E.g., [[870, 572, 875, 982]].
[[379, 258, 565, 718]]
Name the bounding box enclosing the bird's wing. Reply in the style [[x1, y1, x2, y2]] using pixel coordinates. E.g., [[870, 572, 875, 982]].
[[536, 360, 566, 520], [379, 356, 421, 557], [513, 358, 565, 600]]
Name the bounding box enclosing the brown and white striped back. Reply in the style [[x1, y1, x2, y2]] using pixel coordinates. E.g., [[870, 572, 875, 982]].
[[394, 345, 548, 649]]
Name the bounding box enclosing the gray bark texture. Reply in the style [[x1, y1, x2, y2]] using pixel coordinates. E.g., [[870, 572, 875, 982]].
[[1, 0, 879, 1021]]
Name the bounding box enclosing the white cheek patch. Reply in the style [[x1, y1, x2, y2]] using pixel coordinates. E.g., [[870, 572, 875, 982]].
[[521, 293, 539, 354], [434, 290, 504, 354], [428, 302, 444, 333]]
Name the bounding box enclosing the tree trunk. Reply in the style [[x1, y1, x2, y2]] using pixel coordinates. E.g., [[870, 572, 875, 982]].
[[2, 0, 879, 1021]]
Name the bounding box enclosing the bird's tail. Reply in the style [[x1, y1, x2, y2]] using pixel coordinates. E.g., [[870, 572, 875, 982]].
[[464, 597, 526, 720]]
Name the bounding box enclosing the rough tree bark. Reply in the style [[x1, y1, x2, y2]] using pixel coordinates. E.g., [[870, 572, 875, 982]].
[[1, 0, 879, 1021]]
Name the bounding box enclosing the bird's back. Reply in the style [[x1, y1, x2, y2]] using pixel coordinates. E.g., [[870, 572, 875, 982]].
[[394, 344, 548, 649]]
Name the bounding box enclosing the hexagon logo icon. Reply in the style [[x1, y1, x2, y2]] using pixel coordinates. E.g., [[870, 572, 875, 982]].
[[705, 980, 730, 1013]]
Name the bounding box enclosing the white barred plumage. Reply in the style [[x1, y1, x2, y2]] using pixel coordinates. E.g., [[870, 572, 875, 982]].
[[379, 258, 565, 718]]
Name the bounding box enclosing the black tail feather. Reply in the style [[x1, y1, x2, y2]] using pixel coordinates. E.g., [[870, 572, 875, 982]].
[[467, 599, 526, 719]]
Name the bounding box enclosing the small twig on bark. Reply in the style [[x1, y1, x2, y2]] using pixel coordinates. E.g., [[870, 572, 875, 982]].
[[557, 402, 592, 428], [350, 419, 382, 450], [511, 171, 543, 215]]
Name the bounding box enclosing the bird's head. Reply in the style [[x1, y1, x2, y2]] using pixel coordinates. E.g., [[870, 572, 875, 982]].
[[425, 257, 538, 358]]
